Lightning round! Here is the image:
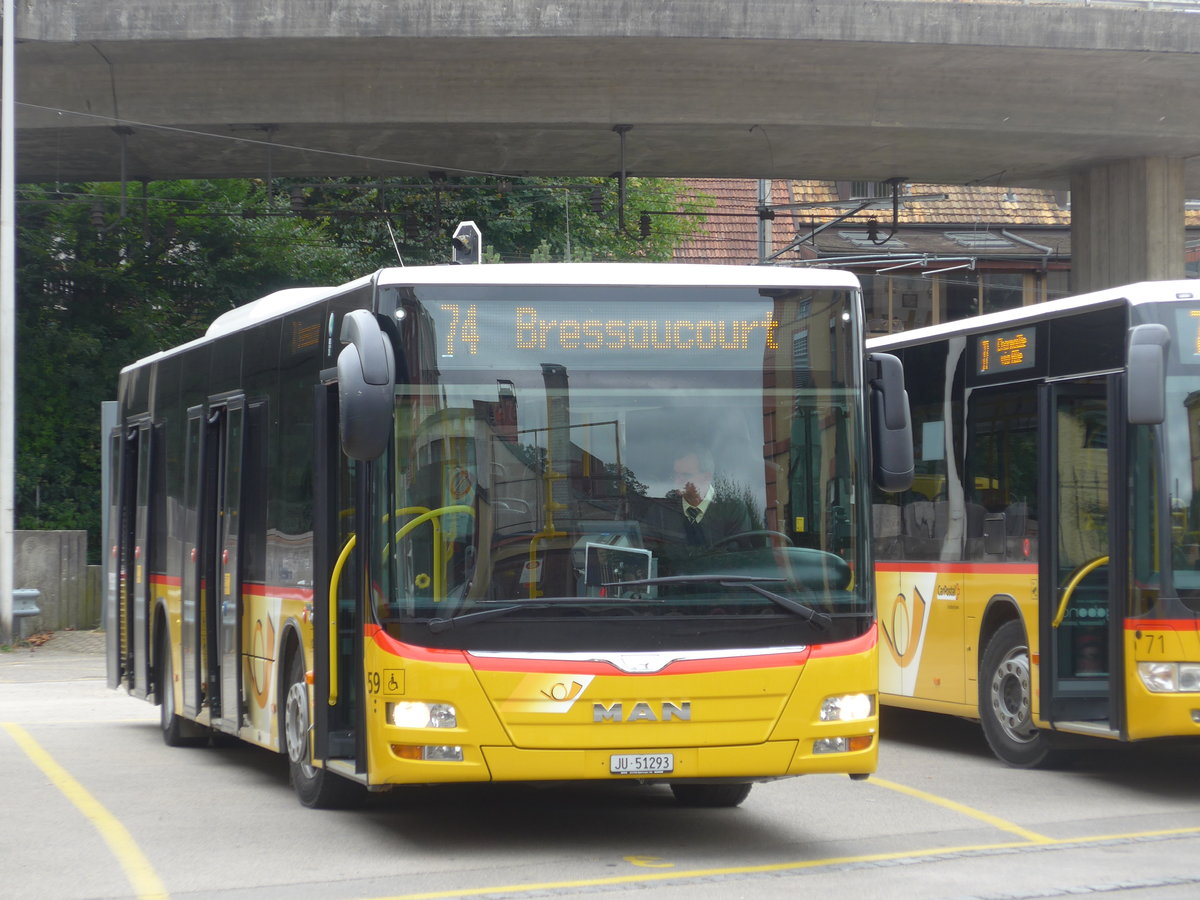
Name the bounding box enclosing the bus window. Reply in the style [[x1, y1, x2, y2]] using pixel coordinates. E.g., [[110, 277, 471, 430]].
[[965, 385, 1038, 562]]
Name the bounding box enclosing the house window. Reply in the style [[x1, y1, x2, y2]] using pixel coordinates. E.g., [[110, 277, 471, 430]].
[[981, 273, 1025, 315], [850, 181, 892, 200]]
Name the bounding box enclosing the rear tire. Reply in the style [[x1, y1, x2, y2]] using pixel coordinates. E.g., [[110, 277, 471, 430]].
[[979, 621, 1065, 768], [159, 629, 205, 747], [283, 653, 365, 809], [669, 782, 753, 808]]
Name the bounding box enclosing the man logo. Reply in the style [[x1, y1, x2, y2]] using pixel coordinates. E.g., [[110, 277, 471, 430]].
[[593, 701, 691, 723]]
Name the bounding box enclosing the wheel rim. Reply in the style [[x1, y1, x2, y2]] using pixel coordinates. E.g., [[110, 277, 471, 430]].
[[285, 680, 316, 777], [990, 645, 1038, 744]]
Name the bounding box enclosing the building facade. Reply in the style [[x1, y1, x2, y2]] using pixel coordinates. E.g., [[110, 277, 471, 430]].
[[672, 179, 1200, 335]]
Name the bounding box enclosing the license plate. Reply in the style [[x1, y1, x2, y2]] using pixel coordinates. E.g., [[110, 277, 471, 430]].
[[610, 753, 674, 775]]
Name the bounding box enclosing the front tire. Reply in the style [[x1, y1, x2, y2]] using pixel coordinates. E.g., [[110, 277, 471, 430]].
[[283, 653, 364, 809], [669, 782, 753, 807], [979, 621, 1064, 768]]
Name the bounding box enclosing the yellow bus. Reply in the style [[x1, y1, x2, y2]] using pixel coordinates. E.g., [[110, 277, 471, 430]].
[[869, 279, 1200, 767], [106, 262, 913, 807]]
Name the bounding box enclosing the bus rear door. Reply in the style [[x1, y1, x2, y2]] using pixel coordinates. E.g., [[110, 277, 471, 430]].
[[109, 419, 153, 698], [192, 397, 246, 734]]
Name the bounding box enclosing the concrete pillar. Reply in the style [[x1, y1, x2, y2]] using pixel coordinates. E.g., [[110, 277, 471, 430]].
[[1070, 158, 1185, 295]]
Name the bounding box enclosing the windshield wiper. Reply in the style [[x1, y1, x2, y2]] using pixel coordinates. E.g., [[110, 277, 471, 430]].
[[427, 597, 664, 633], [607, 574, 833, 630]]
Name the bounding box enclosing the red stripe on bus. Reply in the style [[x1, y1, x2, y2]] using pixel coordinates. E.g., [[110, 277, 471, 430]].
[[368, 623, 815, 673], [809, 623, 876, 659], [367, 625, 471, 664], [1124, 619, 1200, 631], [370, 626, 870, 674]]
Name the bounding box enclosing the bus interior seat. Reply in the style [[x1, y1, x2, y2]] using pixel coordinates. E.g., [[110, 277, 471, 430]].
[[902, 499, 949, 557], [873, 503, 903, 559]]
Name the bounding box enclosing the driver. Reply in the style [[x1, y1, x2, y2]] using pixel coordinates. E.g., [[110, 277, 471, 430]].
[[657, 448, 755, 550]]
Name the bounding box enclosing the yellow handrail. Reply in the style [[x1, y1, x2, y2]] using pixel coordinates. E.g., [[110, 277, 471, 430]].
[[1052, 555, 1109, 629], [328, 534, 357, 706], [328, 506, 475, 707], [393, 505, 475, 601]]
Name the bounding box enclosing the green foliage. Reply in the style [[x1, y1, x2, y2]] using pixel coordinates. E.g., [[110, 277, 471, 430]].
[[14, 176, 712, 559]]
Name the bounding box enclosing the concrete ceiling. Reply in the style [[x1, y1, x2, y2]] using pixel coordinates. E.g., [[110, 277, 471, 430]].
[[12, 0, 1200, 193]]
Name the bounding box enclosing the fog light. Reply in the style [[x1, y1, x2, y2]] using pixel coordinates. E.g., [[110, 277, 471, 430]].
[[391, 744, 464, 762], [813, 735, 873, 754], [388, 701, 458, 728], [814, 737, 849, 754], [820, 693, 875, 722]]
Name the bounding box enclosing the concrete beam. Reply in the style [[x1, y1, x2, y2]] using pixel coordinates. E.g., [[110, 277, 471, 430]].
[[1070, 157, 1186, 294], [10, 1, 1200, 189]]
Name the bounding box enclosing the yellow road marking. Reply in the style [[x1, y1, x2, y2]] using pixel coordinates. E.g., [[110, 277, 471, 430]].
[[1, 722, 170, 900], [362, 827, 1200, 900], [359, 843, 1040, 900], [870, 776, 1054, 843]]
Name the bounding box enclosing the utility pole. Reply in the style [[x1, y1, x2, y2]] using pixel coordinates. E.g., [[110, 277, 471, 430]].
[[1, 0, 16, 645]]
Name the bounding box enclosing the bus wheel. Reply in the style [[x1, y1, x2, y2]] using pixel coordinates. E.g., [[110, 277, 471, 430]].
[[669, 782, 753, 807], [158, 630, 204, 747], [283, 654, 364, 809], [979, 621, 1062, 768]]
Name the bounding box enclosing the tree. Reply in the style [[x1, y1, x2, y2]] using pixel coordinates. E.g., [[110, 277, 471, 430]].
[[14, 176, 712, 559], [279, 174, 711, 265]]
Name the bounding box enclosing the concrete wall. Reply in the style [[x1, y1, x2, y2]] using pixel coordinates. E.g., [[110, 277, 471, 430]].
[[13, 531, 98, 636]]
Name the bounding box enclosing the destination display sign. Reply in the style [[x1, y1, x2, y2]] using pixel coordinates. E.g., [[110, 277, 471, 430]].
[[436, 302, 781, 357], [976, 328, 1035, 376], [1175, 308, 1200, 363]]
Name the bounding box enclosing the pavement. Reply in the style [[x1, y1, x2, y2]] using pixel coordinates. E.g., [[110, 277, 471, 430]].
[[0, 630, 108, 683]]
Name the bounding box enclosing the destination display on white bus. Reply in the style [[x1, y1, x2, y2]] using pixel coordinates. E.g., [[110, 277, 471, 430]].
[[1174, 307, 1200, 363], [976, 328, 1036, 376]]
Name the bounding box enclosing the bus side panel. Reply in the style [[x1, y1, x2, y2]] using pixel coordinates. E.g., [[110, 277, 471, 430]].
[[878, 565, 965, 705], [879, 563, 1038, 719]]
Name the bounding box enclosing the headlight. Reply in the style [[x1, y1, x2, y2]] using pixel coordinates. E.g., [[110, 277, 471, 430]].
[[820, 693, 875, 722], [1137, 662, 1200, 693], [1181, 664, 1200, 692], [387, 701, 458, 728]]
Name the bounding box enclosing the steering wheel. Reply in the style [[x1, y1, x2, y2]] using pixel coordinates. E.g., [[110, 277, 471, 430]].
[[710, 529, 794, 550]]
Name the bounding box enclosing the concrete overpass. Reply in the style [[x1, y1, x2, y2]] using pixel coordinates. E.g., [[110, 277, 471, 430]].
[[10, 0, 1200, 289]]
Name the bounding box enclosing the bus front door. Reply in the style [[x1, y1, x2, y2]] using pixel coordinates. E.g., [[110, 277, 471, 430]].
[[1040, 380, 1122, 733], [313, 384, 365, 772]]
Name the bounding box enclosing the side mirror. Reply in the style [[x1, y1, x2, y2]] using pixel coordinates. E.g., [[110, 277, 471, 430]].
[[1127, 323, 1169, 426], [337, 309, 395, 460], [867, 352, 914, 493]]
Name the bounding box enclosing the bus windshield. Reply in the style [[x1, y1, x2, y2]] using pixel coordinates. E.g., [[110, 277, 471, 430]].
[[372, 284, 867, 651], [1152, 303, 1200, 608]]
